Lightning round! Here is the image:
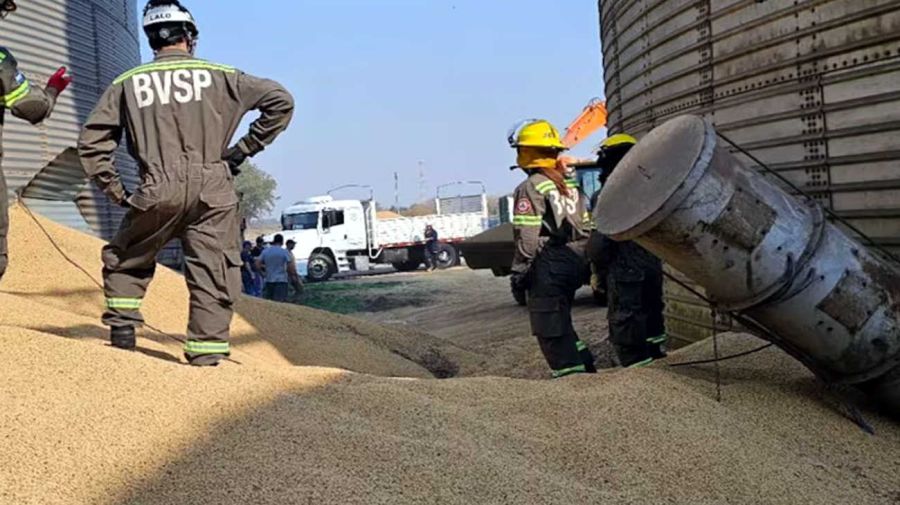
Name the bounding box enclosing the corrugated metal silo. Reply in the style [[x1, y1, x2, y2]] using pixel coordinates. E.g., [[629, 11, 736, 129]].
[[599, 0, 900, 346], [4, 0, 139, 237]]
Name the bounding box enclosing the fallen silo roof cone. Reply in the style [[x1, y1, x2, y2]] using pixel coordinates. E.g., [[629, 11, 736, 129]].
[[596, 115, 900, 418]]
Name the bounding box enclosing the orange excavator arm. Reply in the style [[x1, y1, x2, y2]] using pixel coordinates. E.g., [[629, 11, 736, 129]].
[[562, 98, 607, 149]]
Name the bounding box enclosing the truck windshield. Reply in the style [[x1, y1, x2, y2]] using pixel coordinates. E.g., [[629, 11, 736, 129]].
[[282, 212, 319, 231]]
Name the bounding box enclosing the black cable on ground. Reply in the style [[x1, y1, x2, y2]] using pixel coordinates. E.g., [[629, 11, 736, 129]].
[[667, 342, 774, 368], [17, 200, 242, 365]]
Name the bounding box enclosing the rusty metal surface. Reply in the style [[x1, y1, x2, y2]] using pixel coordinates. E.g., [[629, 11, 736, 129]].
[[601, 115, 900, 415]]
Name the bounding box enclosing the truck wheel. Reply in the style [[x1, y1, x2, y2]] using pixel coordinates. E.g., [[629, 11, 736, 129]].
[[307, 253, 336, 282], [392, 260, 421, 272], [512, 286, 527, 306], [435, 243, 459, 269]]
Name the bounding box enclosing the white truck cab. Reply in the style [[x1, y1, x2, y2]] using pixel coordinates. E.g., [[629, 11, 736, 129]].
[[270, 185, 489, 282], [277, 196, 370, 279]]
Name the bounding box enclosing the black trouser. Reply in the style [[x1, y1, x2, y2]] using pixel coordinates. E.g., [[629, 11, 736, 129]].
[[607, 268, 667, 367], [527, 245, 596, 378], [263, 282, 290, 302], [425, 243, 438, 269]]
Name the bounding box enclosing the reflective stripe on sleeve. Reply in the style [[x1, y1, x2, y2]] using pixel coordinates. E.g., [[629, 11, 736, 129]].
[[534, 181, 556, 194], [512, 215, 542, 226], [576, 340, 588, 352], [184, 340, 231, 356], [3, 81, 30, 108], [106, 297, 143, 310]]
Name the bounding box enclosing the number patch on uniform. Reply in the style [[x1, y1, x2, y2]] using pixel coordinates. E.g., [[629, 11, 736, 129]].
[[133, 69, 213, 109], [515, 198, 533, 214], [548, 192, 578, 216]]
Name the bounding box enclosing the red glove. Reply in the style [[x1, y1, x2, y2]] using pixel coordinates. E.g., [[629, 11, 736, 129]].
[[46, 67, 72, 95]]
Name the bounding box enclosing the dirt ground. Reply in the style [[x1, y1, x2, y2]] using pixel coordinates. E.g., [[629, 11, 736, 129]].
[[301, 267, 617, 379]]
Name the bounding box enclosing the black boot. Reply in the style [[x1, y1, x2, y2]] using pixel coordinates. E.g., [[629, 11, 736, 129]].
[[110, 326, 136, 351], [187, 354, 226, 367]]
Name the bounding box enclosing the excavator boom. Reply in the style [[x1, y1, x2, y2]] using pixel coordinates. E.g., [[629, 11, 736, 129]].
[[562, 98, 607, 149]]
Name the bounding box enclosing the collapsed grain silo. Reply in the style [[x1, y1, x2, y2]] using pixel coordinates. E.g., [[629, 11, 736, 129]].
[[599, 0, 900, 345], [4, 0, 140, 246]]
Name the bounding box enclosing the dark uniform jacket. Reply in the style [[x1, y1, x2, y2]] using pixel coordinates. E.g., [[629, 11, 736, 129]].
[[0, 47, 56, 134], [511, 172, 591, 274]]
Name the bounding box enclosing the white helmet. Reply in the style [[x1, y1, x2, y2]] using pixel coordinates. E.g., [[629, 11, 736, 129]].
[[142, 1, 199, 51]]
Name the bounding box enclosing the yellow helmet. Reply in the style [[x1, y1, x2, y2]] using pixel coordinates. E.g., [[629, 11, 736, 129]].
[[600, 133, 637, 149], [508, 119, 567, 150]]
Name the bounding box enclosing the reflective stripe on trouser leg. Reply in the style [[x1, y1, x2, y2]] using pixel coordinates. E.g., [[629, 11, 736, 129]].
[[184, 339, 230, 356], [107, 298, 143, 310], [553, 364, 587, 378], [647, 334, 668, 345]]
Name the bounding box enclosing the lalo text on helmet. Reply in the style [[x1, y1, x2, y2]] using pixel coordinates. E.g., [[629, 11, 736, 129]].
[[132, 69, 212, 108]]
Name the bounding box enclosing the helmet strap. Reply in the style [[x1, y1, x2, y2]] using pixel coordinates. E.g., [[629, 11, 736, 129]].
[[185, 29, 197, 55]]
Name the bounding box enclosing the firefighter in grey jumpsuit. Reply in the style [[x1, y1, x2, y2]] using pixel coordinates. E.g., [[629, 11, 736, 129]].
[[509, 119, 596, 378], [0, 0, 71, 281], [78, 0, 294, 365]]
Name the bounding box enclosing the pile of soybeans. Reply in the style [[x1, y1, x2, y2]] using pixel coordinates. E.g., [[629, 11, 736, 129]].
[[0, 204, 898, 505]]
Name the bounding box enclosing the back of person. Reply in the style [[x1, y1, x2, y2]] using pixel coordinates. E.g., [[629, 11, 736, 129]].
[[76, 0, 294, 367], [508, 119, 596, 379], [260, 246, 291, 284], [107, 52, 290, 172]]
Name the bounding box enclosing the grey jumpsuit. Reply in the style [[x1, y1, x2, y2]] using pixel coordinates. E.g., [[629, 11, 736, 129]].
[[78, 48, 294, 361]]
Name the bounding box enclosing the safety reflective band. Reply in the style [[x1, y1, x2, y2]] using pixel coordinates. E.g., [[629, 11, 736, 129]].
[[106, 297, 143, 310], [184, 340, 230, 355], [576, 340, 588, 352], [647, 335, 669, 345], [534, 181, 556, 195], [512, 215, 542, 227], [114, 61, 236, 84], [552, 364, 587, 378], [565, 179, 579, 189], [628, 358, 654, 369], [2, 81, 29, 108]]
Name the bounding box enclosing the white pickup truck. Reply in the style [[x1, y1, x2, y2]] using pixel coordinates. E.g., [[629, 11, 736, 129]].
[[273, 185, 489, 281]]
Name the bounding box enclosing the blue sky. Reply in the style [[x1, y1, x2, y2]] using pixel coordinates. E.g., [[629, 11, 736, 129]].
[[140, 0, 605, 213]]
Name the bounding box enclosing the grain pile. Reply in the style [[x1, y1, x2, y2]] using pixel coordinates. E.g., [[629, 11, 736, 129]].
[[1, 205, 899, 505]]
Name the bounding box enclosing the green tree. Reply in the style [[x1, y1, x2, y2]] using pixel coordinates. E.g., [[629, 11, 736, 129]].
[[234, 160, 278, 221]]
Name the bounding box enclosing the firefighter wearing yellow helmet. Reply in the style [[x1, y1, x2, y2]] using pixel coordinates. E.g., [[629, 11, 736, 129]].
[[508, 119, 596, 378], [587, 133, 668, 368]]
